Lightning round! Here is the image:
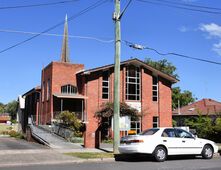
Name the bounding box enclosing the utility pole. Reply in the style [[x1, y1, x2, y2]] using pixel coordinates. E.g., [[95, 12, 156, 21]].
[[113, 0, 121, 154]]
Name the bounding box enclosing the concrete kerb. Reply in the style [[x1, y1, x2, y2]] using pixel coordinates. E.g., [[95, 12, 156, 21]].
[[0, 157, 115, 168]]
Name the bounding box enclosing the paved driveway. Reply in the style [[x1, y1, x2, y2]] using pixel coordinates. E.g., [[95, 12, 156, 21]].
[[0, 137, 47, 150]]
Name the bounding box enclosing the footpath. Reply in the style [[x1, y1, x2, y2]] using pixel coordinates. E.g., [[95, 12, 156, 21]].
[[0, 135, 114, 168]]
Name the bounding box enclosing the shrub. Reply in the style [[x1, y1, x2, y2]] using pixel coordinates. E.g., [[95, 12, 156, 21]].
[[56, 111, 84, 137]]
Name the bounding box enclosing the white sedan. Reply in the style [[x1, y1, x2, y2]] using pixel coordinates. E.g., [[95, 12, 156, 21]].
[[119, 127, 219, 162]]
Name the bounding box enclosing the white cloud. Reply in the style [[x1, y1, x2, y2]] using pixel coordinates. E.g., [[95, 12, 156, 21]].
[[199, 23, 221, 56], [213, 42, 221, 56], [199, 23, 221, 38]]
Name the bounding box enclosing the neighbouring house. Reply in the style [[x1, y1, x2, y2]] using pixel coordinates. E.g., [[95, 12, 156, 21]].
[[173, 98, 221, 126], [21, 16, 178, 148], [0, 113, 10, 124]]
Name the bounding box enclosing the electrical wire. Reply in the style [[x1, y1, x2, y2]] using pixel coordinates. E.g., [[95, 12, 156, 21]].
[[0, 0, 78, 10], [154, 0, 221, 12], [0, 0, 109, 54], [136, 0, 221, 15], [0, 29, 114, 43], [124, 40, 221, 66]]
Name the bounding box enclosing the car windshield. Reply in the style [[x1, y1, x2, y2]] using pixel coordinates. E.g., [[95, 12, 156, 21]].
[[140, 128, 159, 135]]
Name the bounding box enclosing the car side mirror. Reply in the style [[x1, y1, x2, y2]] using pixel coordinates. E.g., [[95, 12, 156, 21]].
[[193, 135, 198, 139]]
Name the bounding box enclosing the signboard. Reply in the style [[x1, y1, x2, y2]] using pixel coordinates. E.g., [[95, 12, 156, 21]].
[[112, 116, 131, 131]]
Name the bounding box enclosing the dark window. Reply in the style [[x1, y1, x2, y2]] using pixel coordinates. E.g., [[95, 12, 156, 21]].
[[152, 76, 158, 101], [175, 128, 194, 138], [126, 65, 140, 101], [161, 128, 176, 137], [153, 116, 159, 128], [140, 128, 159, 135], [47, 79, 50, 100], [102, 71, 109, 99]]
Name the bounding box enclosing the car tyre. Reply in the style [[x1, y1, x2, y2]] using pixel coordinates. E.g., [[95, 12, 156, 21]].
[[202, 145, 214, 159], [153, 146, 167, 162]]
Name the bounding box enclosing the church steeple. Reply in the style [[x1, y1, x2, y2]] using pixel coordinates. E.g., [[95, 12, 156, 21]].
[[60, 14, 70, 63]]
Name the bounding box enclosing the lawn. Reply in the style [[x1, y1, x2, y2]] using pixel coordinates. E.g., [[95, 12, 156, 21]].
[[65, 152, 114, 159], [0, 124, 12, 132]]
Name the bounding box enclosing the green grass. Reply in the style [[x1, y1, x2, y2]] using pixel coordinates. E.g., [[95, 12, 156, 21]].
[[65, 152, 114, 159], [0, 124, 12, 132]]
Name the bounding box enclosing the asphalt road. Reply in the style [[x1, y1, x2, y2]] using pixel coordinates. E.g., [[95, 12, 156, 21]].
[[1, 157, 221, 170], [0, 137, 47, 150]]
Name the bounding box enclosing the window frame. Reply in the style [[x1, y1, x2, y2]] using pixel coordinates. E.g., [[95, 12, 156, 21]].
[[61, 84, 78, 94], [152, 75, 158, 102], [152, 116, 159, 128], [102, 71, 109, 99], [125, 65, 141, 101]]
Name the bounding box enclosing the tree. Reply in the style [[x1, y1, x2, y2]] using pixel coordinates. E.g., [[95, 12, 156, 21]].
[[172, 87, 196, 109], [0, 102, 5, 114], [4, 100, 18, 120], [145, 58, 179, 79], [144, 58, 196, 109], [95, 102, 140, 120]]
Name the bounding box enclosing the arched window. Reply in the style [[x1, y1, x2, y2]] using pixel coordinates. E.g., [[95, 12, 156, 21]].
[[61, 84, 77, 94]]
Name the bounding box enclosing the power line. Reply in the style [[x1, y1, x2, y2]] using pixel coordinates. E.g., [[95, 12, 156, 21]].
[[0, 0, 78, 10], [0, 0, 108, 54], [154, 0, 221, 12], [124, 40, 221, 66], [0, 29, 114, 43], [136, 0, 221, 15]]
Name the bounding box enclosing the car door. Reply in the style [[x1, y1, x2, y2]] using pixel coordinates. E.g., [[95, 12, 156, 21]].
[[175, 128, 202, 155], [161, 128, 181, 155]]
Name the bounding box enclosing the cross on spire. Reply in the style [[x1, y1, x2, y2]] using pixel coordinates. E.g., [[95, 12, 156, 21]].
[[60, 14, 70, 63]]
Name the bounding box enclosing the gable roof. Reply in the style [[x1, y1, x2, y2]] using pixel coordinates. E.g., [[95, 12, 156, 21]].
[[78, 58, 178, 83], [173, 98, 221, 116]]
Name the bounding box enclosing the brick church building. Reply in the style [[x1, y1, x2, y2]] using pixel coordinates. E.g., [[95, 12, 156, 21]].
[[22, 16, 178, 148]]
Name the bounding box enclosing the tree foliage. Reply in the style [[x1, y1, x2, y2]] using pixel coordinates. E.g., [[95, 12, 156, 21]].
[[144, 58, 196, 109], [0, 102, 5, 114], [172, 87, 196, 109], [185, 114, 221, 143], [4, 100, 18, 120], [145, 58, 178, 79], [95, 102, 140, 120]]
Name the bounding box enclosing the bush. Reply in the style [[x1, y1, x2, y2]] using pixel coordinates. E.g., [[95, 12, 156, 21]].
[[185, 114, 221, 143], [56, 111, 84, 137]]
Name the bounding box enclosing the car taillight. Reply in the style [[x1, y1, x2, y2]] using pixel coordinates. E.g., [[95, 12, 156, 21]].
[[130, 139, 144, 143]]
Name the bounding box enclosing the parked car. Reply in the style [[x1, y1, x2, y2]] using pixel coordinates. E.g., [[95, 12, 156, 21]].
[[119, 127, 219, 162]]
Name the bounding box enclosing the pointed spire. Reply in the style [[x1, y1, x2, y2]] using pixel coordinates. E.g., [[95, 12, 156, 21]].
[[60, 14, 70, 63]]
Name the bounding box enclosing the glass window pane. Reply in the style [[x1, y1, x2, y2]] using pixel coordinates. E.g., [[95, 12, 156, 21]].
[[153, 97, 158, 101], [103, 82, 108, 87], [102, 94, 108, 99], [153, 91, 158, 96], [153, 86, 157, 90], [103, 88, 108, 93]]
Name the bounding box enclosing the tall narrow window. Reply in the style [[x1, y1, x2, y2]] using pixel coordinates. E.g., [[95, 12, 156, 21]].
[[47, 79, 50, 100], [152, 75, 158, 101], [102, 71, 109, 99], [153, 116, 159, 128], [42, 81, 45, 102], [126, 65, 140, 101]]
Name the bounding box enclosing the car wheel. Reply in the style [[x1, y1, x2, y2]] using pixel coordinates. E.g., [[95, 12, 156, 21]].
[[153, 146, 167, 162], [202, 145, 214, 159]]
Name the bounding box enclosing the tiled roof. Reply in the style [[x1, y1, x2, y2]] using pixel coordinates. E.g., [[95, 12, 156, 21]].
[[173, 98, 221, 116]]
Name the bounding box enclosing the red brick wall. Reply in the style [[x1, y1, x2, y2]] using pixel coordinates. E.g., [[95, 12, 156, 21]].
[[83, 65, 173, 148], [40, 62, 84, 124], [159, 77, 172, 127]]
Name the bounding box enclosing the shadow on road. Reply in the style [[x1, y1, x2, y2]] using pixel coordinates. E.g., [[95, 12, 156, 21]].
[[114, 154, 204, 162]]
